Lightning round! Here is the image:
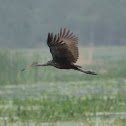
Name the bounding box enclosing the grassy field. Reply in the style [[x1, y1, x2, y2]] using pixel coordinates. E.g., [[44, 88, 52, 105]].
[[0, 46, 126, 126]]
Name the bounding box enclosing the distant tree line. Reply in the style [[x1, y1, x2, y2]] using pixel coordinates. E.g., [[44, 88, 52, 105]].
[[0, 0, 125, 48]]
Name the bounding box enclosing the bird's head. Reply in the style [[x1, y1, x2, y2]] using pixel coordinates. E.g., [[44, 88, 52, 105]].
[[22, 62, 38, 71]]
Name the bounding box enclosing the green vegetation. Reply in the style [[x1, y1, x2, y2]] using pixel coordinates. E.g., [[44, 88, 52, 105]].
[[0, 46, 126, 85], [0, 46, 126, 125]]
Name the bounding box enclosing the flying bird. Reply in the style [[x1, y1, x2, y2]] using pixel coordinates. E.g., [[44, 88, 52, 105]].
[[22, 28, 97, 75]]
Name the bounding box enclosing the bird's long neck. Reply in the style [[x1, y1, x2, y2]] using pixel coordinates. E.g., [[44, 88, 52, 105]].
[[36, 63, 48, 66]]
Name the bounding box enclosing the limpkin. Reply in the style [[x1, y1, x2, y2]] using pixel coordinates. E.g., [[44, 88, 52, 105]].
[[22, 28, 97, 75]]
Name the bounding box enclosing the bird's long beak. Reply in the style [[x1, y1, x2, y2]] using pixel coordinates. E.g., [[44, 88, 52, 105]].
[[22, 64, 32, 71]]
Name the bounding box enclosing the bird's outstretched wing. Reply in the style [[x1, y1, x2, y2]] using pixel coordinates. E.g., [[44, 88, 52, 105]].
[[47, 28, 79, 64]]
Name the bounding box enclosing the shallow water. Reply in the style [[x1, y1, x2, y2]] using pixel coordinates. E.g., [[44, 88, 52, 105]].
[[0, 79, 126, 125], [0, 113, 126, 126], [0, 79, 126, 100]]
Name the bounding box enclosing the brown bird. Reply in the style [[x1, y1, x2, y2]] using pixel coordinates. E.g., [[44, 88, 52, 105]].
[[22, 28, 97, 75]]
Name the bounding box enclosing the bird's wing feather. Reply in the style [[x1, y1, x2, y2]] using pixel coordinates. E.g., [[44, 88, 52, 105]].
[[47, 28, 79, 63]]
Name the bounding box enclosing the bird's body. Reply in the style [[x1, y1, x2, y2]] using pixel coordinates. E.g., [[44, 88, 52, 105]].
[[22, 28, 97, 75], [48, 60, 72, 69]]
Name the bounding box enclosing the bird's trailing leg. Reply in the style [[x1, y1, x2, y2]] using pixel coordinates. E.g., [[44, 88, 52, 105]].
[[74, 67, 97, 75]]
